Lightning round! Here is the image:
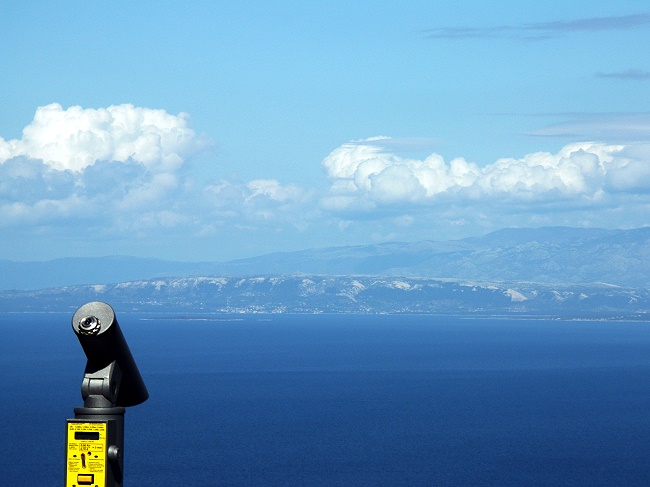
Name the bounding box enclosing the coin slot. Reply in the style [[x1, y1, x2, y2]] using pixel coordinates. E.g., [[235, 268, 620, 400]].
[[77, 473, 94, 484]]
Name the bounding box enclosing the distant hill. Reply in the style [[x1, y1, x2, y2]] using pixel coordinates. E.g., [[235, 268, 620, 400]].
[[213, 227, 650, 288], [1, 226, 649, 290], [1, 275, 648, 318]]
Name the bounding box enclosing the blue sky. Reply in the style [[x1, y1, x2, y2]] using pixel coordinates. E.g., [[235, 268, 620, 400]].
[[1, 1, 649, 262]]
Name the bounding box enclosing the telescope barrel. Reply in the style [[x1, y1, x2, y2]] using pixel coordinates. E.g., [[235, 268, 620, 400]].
[[72, 301, 149, 407]]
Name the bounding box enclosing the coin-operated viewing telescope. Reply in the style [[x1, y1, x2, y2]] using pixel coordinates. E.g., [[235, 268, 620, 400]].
[[65, 302, 148, 487]]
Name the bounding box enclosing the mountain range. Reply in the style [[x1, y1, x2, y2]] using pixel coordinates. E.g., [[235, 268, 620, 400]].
[[1, 226, 649, 291], [1, 226, 648, 317]]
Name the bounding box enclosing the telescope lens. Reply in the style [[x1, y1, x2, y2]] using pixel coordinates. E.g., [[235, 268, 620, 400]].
[[78, 315, 101, 335]]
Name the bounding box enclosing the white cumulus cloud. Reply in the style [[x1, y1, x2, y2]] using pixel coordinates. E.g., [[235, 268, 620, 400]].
[[321, 137, 631, 211], [0, 103, 207, 172]]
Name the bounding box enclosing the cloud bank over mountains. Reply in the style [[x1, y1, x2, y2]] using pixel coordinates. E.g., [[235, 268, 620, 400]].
[[323, 138, 648, 246], [1, 104, 649, 259], [0, 104, 312, 254], [0, 104, 208, 228]]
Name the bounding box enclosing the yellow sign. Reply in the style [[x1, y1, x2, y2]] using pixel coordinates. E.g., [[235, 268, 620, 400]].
[[65, 421, 107, 487]]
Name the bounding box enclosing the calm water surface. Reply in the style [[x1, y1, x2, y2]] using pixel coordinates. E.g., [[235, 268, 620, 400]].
[[1, 313, 649, 486]]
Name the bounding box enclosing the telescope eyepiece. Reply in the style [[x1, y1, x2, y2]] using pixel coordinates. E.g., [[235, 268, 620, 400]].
[[78, 315, 101, 335]]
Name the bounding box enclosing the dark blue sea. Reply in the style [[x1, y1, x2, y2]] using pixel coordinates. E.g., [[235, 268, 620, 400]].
[[2, 312, 650, 486]]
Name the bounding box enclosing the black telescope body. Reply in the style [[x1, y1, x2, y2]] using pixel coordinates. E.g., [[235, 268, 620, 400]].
[[72, 301, 148, 407]]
